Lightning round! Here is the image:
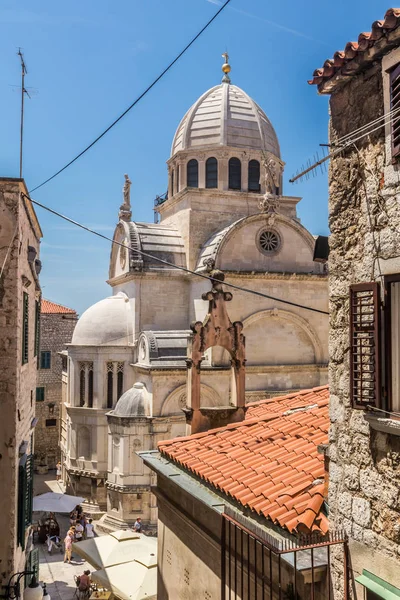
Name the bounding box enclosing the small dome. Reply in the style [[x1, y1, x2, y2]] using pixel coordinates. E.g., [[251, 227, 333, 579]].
[[113, 382, 151, 417], [71, 292, 133, 346], [171, 84, 280, 158]]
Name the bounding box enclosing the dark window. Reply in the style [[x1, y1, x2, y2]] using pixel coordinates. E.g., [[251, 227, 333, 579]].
[[117, 370, 124, 399], [40, 351, 51, 369], [88, 369, 93, 408], [349, 283, 381, 409], [171, 170, 174, 197], [34, 299, 40, 358], [46, 419, 57, 427], [80, 368, 85, 407], [17, 454, 33, 549], [22, 292, 29, 364], [384, 274, 400, 412], [228, 158, 241, 190], [206, 157, 218, 188], [390, 63, 400, 159], [187, 159, 199, 188], [36, 387, 45, 402], [248, 160, 260, 192], [176, 164, 180, 193], [107, 369, 113, 409]]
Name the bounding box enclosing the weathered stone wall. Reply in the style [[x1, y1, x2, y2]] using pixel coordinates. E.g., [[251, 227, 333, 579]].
[[328, 66, 400, 597], [0, 179, 41, 588], [35, 312, 77, 469]]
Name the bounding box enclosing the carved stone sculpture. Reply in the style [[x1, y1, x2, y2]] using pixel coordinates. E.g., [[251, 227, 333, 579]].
[[119, 174, 132, 221]]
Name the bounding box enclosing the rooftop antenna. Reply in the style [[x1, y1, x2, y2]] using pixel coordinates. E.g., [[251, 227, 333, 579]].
[[17, 48, 30, 179]]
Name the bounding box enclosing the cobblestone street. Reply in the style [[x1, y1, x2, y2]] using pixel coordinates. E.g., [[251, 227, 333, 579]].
[[34, 472, 94, 600]]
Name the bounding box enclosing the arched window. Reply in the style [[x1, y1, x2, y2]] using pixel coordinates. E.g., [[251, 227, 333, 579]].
[[187, 159, 198, 188], [106, 361, 124, 408], [171, 170, 174, 197], [206, 157, 218, 189], [229, 157, 241, 190], [248, 160, 260, 192], [176, 164, 180, 193]]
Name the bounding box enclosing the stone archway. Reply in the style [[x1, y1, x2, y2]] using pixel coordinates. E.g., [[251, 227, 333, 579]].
[[243, 308, 324, 364], [161, 383, 222, 416]]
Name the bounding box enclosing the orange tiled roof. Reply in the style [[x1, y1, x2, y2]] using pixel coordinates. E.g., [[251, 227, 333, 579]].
[[309, 9, 400, 93], [41, 299, 76, 314], [159, 386, 329, 535]]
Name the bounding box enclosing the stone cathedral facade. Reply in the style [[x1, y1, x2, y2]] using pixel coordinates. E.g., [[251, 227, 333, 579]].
[[62, 59, 328, 530]]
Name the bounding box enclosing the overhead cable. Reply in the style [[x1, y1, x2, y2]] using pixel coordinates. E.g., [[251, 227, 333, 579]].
[[22, 193, 329, 316], [29, 0, 232, 194]]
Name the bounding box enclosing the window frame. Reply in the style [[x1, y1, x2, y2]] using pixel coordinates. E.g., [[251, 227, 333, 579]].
[[22, 292, 29, 365], [36, 387, 45, 402], [390, 63, 400, 160], [205, 157, 218, 189], [187, 159, 199, 188], [349, 282, 381, 410], [383, 273, 400, 412], [248, 159, 261, 192], [45, 418, 57, 427], [228, 157, 241, 190], [40, 350, 51, 370]]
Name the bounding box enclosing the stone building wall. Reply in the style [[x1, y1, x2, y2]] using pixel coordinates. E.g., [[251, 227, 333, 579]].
[[35, 311, 77, 469], [327, 65, 400, 596], [0, 179, 42, 589]]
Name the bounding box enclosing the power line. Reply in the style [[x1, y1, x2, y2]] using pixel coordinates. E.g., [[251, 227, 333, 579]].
[[22, 192, 329, 316], [29, 0, 232, 194]]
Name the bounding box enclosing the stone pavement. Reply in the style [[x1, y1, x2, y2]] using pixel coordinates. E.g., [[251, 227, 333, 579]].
[[34, 471, 95, 600]]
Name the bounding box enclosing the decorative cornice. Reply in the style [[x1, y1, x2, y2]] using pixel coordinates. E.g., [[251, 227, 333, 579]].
[[106, 482, 150, 493]]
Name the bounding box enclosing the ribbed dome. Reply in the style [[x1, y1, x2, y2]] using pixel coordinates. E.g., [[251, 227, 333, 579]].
[[71, 292, 133, 346], [113, 383, 151, 417], [171, 84, 280, 158]]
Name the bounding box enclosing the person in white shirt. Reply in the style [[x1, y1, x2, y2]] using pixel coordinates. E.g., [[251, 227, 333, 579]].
[[86, 519, 95, 539], [75, 522, 84, 542]]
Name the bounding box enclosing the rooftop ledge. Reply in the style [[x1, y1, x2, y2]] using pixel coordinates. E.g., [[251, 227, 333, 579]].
[[365, 412, 400, 436]]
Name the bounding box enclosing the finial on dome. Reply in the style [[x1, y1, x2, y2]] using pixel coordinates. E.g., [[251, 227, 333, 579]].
[[221, 51, 231, 84]]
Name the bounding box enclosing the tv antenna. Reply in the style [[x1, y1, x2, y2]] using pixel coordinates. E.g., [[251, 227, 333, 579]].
[[17, 48, 31, 179]]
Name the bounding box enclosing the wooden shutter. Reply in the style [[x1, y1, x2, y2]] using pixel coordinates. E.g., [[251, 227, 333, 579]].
[[390, 64, 400, 159], [25, 548, 39, 587], [350, 283, 381, 409], [22, 292, 29, 364], [17, 454, 32, 549], [34, 298, 41, 358]]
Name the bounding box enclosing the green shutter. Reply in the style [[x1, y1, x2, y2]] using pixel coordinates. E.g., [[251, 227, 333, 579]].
[[34, 299, 41, 358], [36, 387, 45, 401], [22, 293, 29, 364], [17, 455, 33, 550]]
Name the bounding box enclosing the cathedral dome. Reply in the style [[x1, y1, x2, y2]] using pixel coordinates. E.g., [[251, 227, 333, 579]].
[[113, 382, 151, 417], [171, 83, 280, 158], [71, 292, 133, 346]]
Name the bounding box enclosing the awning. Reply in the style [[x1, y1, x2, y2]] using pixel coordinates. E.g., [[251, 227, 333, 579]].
[[91, 560, 157, 600], [356, 570, 400, 599], [72, 530, 157, 570], [33, 492, 85, 513]]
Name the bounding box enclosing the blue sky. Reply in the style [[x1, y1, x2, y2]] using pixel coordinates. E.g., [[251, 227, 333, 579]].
[[0, 0, 390, 314]]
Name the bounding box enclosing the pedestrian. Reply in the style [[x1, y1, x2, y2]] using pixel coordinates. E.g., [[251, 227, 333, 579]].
[[133, 518, 142, 533], [56, 461, 62, 481], [78, 570, 91, 593], [85, 518, 95, 539], [75, 521, 84, 542], [64, 530, 73, 564]]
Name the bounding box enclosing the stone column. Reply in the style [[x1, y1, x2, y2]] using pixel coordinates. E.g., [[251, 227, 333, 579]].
[[219, 158, 229, 191], [198, 154, 206, 188], [241, 159, 249, 192]]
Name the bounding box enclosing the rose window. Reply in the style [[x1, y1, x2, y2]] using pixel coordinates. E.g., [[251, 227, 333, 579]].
[[258, 230, 280, 254]]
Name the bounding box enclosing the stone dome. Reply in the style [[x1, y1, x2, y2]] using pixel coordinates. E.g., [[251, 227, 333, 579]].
[[171, 83, 280, 158], [113, 382, 151, 417], [71, 292, 133, 346]]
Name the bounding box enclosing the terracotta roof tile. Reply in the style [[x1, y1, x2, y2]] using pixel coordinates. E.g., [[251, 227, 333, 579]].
[[309, 9, 400, 93], [41, 299, 76, 314], [158, 386, 329, 534]]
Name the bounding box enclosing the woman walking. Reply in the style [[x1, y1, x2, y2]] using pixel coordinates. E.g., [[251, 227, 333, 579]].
[[64, 530, 74, 564], [56, 462, 62, 481]]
